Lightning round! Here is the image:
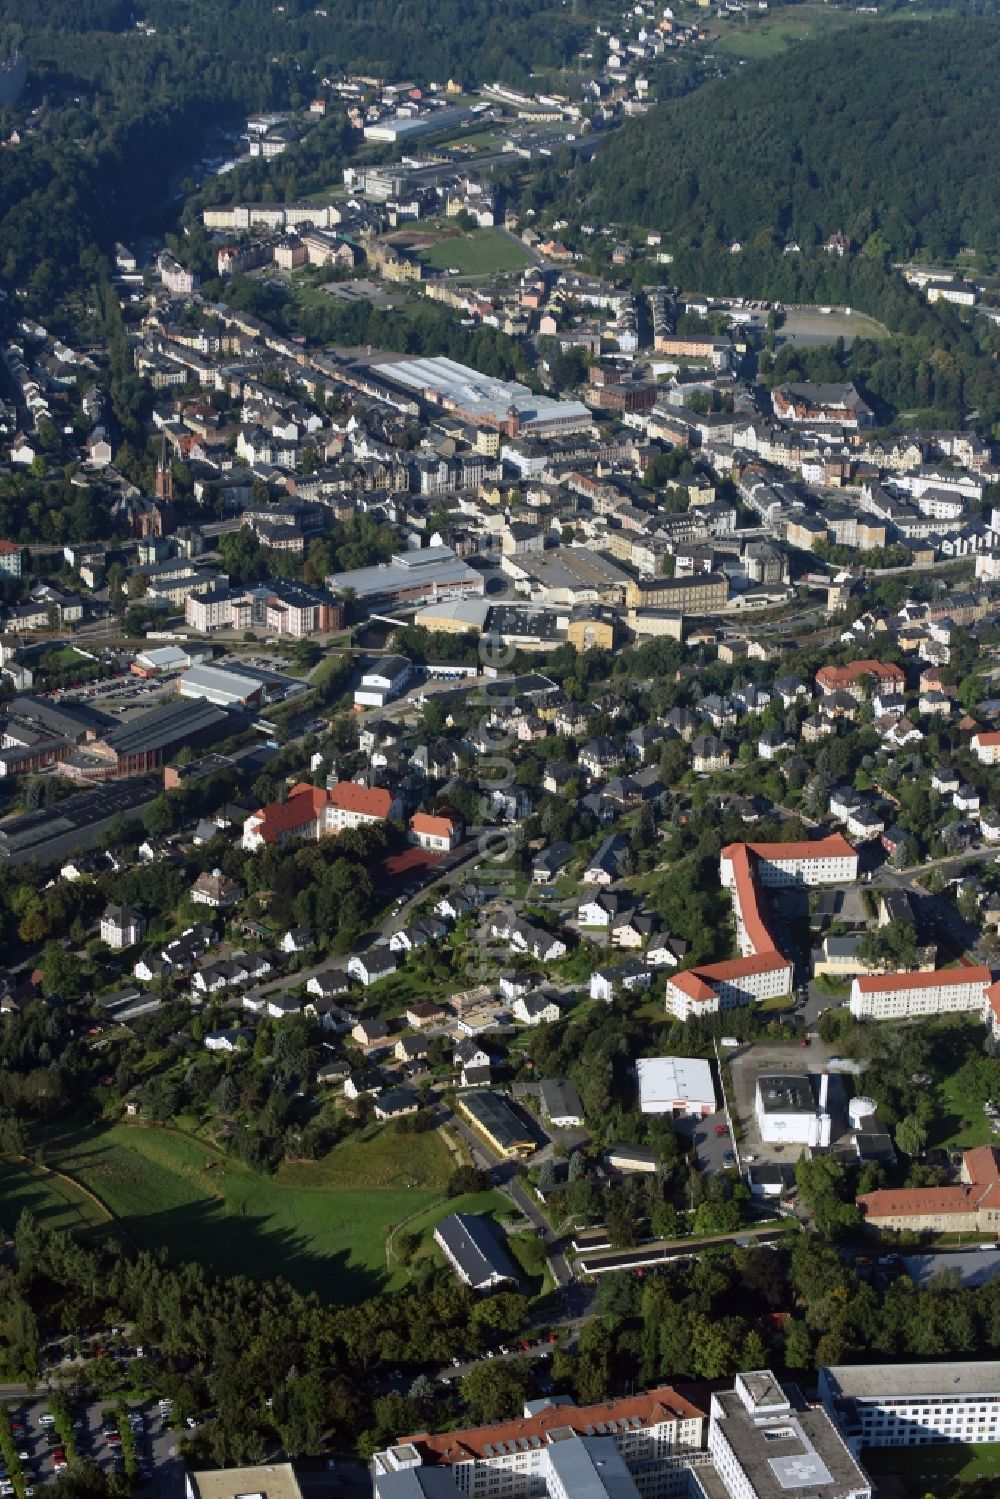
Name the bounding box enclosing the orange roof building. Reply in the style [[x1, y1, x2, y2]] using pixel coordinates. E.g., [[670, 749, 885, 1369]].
[[815, 660, 905, 698], [393, 1386, 706, 1470], [860, 1145, 1000, 1230], [849, 965, 992, 1021], [667, 835, 858, 1021], [409, 811, 462, 850], [241, 783, 328, 849]]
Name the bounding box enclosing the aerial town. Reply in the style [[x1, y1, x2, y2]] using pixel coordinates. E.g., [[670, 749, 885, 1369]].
[[1, 5, 1000, 1499]]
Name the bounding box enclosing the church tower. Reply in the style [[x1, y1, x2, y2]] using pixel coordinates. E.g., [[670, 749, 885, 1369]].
[[155, 433, 173, 503]]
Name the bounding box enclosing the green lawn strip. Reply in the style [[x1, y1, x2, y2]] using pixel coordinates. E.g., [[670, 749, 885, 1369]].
[[115, 1401, 139, 1481], [862, 1442, 1000, 1498], [39, 1122, 454, 1301], [0, 1154, 118, 1239]]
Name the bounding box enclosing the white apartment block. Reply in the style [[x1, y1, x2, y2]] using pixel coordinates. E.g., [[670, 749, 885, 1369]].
[[665, 954, 792, 1022], [819, 1362, 1000, 1455], [721, 836, 858, 891], [849, 966, 992, 1021], [372, 1388, 706, 1499]]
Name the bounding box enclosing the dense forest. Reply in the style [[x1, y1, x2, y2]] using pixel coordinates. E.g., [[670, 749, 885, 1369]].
[[578, 18, 1000, 261], [0, 0, 589, 304]]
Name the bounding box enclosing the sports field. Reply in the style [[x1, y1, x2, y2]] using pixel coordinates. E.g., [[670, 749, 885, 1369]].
[[13, 1121, 458, 1302], [417, 229, 531, 277]]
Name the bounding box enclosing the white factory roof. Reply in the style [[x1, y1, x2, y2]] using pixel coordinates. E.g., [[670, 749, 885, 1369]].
[[413, 598, 490, 629], [383, 356, 593, 430], [636, 1055, 716, 1113]]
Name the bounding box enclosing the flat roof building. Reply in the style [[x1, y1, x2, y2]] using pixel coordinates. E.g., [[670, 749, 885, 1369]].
[[709, 1371, 870, 1499], [185, 1465, 303, 1499], [756, 1072, 831, 1149], [381, 356, 594, 437], [327, 546, 485, 609], [636, 1056, 717, 1117], [819, 1361, 1000, 1455]]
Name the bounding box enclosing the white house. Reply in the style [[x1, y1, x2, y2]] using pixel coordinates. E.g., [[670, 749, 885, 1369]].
[[100, 904, 146, 950], [347, 950, 399, 987], [353, 653, 414, 709]]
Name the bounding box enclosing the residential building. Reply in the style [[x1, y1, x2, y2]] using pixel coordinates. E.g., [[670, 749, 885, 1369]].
[[539, 1078, 584, 1128], [848, 966, 992, 1021], [189, 870, 245, 909], [100, 903, 146, 950], [409, 811, 462, 850]]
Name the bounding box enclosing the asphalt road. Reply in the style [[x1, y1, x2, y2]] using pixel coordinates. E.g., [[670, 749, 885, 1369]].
[[445, 1111, 572, 1286]]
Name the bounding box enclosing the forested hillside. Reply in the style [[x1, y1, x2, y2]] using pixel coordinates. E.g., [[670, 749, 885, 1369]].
[[578, 18, 1000, 260]]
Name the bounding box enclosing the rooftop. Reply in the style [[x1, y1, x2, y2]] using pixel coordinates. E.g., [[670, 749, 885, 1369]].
[[854, 965, 991, 994], [822, 1361, 1000, 1400], [186, 1464, 302, 1499], [398, 1386, 705, 1465], [712, 1380, 866, 1499], [756, 1074, 817, 1115]]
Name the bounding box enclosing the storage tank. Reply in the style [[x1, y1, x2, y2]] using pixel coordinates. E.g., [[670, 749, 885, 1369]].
[[849, 1096, 877, 1129]]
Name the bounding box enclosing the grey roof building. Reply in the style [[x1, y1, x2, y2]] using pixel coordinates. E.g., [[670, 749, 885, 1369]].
[[433, 1212, 517, 1290]]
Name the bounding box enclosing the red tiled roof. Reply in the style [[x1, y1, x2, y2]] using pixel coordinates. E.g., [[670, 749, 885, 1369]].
[[723, 842, 777, 957], [962, 1146, 1000, 1185], [399, 1386, 705, 1464], [327, 781, 394, 818], [722, 833, 857, 865], [974, 731, 1000, 748], [671, 952, 792, 1005], [854, 965, 991, 994], [815, 660, 905, 690], [859, 1185, 981, 1218], [410, 812, 458, 837], [247, 783, 327, 843]]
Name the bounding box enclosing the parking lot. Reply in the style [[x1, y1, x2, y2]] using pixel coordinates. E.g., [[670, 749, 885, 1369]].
[[10, 1397, 182, 1497]]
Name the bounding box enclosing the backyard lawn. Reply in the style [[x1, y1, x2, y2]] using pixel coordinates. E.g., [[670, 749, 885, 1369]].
[[862, 1442, 1000, 1498], [26, 1121, 457, 1302]]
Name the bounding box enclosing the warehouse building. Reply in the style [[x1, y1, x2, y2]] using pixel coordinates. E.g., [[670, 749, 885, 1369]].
[[327, 546, 485, 610], [179, 660, 294, 710], [636, 1056, 717, 1118], [456, 1089, 537, 1158], [381, 356, 594, 438]]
